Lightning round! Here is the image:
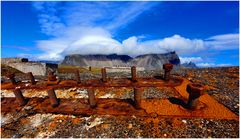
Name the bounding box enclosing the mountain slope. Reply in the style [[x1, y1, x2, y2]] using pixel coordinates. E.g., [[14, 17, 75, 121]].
[[61, 52, 180, 69]]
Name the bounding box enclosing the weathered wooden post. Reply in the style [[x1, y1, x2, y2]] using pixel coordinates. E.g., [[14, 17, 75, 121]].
[[163, 63, 173, 81], [13, 89, 27, 106], [101, 68, 107, 82], [131, 66, 137, 82], [47, 88, 59, 107], [75, 69, 81, 83], [48, 71, 57, 81], [134, 87, 142, 109], [88, 88, 96, 108], [27, 72, 36, 85]]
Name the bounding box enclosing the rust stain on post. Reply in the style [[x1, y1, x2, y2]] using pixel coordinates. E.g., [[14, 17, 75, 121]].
[[131, 66, 137, 82], [27, 72, 36, 85], [134, 87, 142, 109], [47, 88, 59, 107], [101, 68, 107, 82], [186, 83, 204, 109], [163, 63, 173, 81], [88, 88, 96, 108], [13, 89, 27, 106]]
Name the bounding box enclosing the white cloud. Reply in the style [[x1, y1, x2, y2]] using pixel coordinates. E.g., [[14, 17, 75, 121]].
[[32, 2, 156, 36], [34, 32, 208, 60], [105, 2, 156, 30], [33, 28, 238, 61], [197, 63, 232, 67], [156, 35, 205, 54], [179, 57, 203, 64], [205, 33, 239, 50], [32, 2, 65, 36], [120, 35, 205, 56]]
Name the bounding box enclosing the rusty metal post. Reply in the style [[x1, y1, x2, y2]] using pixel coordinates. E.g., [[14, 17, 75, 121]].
[[131, 66, 137, 82], [101, 68, 107, 82], [13, 89, 27, 106], [7, 73, 16, 85], [75, 69, 81, 83], [27, 72, 36, 85], [47, 88, 59, 107], [186, 83, 204, 109], [88, 88, 96, 108], [134, 87, 142, 109], [163, 63, 173, 81], [48, 71, 57, 81]]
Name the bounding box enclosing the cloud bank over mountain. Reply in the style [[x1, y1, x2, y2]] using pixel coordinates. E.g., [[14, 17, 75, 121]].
[[29, 2, 238, 67]]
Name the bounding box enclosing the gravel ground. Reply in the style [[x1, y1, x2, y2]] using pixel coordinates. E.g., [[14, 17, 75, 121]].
[[142, 87, 181, 99], [1, 112, 238, 138], [173, 67, 239, 115], [50, 116, 239, 138]]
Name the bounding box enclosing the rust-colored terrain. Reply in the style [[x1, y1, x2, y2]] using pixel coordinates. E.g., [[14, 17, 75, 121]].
[[1, 66, 239, 138]]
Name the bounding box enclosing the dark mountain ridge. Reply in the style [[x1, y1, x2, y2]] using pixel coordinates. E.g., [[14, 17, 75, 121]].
[[61, 51, 181, 69]]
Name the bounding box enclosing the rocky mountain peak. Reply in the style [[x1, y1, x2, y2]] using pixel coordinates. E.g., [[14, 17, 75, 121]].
[[61, 51, 181, 69]]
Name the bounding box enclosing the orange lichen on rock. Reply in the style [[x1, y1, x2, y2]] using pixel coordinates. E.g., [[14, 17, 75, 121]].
[[72, 118, 82, 125], [101, 123, 110, 129], [48, 122, 58, 131], [140, 97, 238, 120], [172, 118, 184, 128], [59, 80, 78, 86]]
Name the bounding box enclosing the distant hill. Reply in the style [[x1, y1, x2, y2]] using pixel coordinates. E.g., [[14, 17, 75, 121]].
[[181, 62, 198, 69], [60, 51, 181, 69]]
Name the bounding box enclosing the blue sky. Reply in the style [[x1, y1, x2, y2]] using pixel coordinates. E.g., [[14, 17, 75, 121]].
[[1, 1, 239, 67]]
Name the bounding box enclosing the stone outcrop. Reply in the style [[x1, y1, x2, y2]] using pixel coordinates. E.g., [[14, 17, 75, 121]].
[[1, 58, 28, 63], [1, 58, 58, 76]]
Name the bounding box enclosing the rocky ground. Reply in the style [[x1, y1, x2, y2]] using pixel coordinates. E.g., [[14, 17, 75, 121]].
[[174, 67, 239, 115], [1, 113, 238, 138], [1, 66, 239, 138]]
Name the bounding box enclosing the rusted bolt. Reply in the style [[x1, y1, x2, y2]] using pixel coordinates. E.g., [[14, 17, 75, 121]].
[[131, 66, 137, 82], [47, 88, 59, 107], [13, 89, 27, 106], [163, 63, 173, 81], [27, 72, 36, 85], [101, 68, 107, 82], [75, 69, 81, 83], [88, 88, 96, 108], [89, 66, 92, 71], [48, 71, 57, 81], [134, 87, 142, 109], [7, 73, 16, 85], [186, 83, 204, 109]]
